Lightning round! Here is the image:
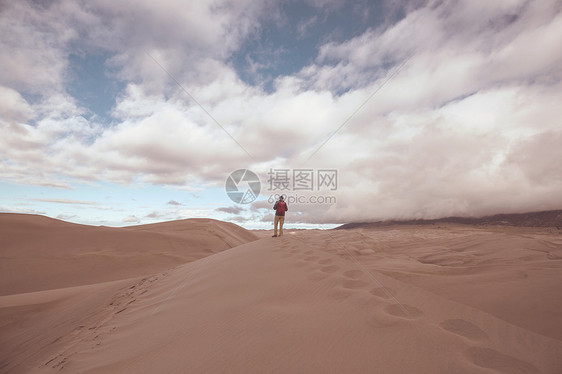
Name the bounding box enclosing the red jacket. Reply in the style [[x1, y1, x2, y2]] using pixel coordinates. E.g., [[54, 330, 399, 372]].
[[273, 200, 288, 216]]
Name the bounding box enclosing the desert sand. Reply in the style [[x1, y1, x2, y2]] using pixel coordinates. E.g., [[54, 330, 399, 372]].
[[0, 214, 257, 296], [1, 214, 561, 373]]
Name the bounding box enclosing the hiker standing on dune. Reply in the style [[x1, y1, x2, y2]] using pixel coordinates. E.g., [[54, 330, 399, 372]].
[[272, 196, 288, 237]]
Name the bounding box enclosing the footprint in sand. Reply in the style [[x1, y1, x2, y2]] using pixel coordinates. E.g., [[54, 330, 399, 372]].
[[318, 258, 333, 265], [307, 271, 330, 281], [329, 285, 354, 300], [343, 269, 363, 280], [439, 319, 489, 341], [464, 347, 538, 374], [369, 287, 396, 300], [294, 261, 309, 268], [304, 256, 320, 262], [547, 252, 562, 260], [303, 250, 314, 255], [366, 309, 403, 328], [384, 303, 423, 319], [320, 265, 340, 274], [330, 274, 369, 297], [342, 279, 369, 290]]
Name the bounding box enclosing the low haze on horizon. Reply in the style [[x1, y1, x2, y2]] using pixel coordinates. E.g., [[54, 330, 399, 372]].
[[1, 0, 561, 228]]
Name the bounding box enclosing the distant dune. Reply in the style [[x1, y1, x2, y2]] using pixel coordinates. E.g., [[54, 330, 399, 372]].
[[0, 214, 258, 296], [336, 209, 562, 230], [1, 213, 561, 373]]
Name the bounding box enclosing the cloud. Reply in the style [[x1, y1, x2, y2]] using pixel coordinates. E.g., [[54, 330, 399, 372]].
[[231, 216, 249, 223], [0, 206, 45, 215], [31, 198, 100, 205], [56, 213, 78, 221], [167, 200, 181, 206], [77, 0, 271, 95], [296, 15, 318, 38], [1, 0, 561, 225], [0, 86, 34, 123], [122, 215, 140, 223], [145, 211, 167, 219], [260, 213, 275, 223], [505, 129, 562, 186], [0, 2, 73, 95], [216, 206, 245, 215]]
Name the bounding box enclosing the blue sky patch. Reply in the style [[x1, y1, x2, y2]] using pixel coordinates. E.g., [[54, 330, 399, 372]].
[[66, 52, 124, 123]]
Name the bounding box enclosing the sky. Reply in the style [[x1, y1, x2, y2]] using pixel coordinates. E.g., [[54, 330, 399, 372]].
[[1, 0, 561, 229]]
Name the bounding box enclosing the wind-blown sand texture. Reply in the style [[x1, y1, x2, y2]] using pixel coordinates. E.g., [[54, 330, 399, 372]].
[[1, 214, 561, 373]]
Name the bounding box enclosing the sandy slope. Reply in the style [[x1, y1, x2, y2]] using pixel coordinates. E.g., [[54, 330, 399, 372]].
[[330, 225, 562, 340], [2, 224, 560, 374], [0, 214, 258, 295], [0, 279, 133, 374]]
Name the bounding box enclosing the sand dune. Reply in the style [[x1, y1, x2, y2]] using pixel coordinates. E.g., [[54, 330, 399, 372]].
[[0, 214, 258, 296], [330, 225, 562, 341], [0, 280, 132, 374], [1, 215, 562, 373]]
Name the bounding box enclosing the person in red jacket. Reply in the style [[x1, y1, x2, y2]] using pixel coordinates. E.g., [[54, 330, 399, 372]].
[[272, 195, 288, 237]]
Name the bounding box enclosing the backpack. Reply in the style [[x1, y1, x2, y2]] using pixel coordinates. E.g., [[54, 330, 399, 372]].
[[276, 201, 286, 215]]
